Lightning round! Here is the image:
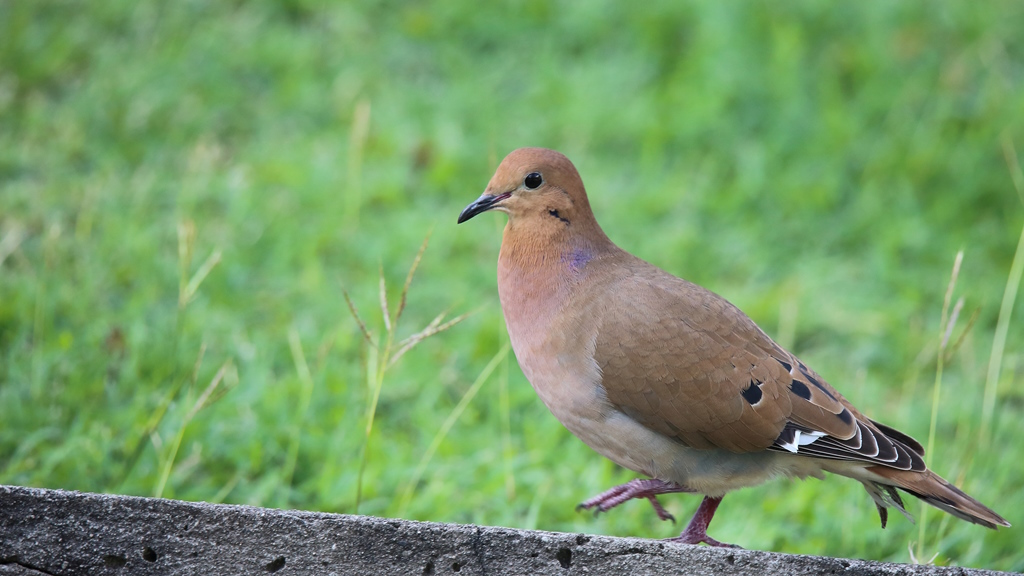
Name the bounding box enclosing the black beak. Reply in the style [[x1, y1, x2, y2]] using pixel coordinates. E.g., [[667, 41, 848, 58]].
[[457, 192, 511, 224]]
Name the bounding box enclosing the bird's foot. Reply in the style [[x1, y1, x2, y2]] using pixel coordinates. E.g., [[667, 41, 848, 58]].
[[664, 531, 740, 548], [663, 495, 739, 548], [577, 478, 692, 523]]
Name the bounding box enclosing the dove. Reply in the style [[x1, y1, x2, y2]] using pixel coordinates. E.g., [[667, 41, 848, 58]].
[[457, 147, 1009, 547]]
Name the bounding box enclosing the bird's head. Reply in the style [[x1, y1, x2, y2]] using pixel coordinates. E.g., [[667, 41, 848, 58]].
[[457, 148, 598, 232]]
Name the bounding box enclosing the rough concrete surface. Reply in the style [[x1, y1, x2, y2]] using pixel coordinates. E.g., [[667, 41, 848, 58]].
[[0, 485, 1009, 576]]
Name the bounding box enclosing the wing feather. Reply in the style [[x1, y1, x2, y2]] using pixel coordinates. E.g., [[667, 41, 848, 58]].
[[594, 265, 926, 473]]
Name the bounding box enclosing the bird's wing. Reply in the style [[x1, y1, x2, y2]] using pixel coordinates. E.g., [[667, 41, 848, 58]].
[[593, 267, 924, 471]]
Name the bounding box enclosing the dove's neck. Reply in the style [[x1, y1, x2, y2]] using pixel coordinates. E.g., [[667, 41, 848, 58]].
[[497, 220, 615, 344]]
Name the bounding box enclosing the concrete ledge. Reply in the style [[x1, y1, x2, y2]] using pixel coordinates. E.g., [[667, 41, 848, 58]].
[[0, 485, 1007, 575]]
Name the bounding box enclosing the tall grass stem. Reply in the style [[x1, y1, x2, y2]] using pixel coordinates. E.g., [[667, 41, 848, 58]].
[[916, 250, 963, 562]]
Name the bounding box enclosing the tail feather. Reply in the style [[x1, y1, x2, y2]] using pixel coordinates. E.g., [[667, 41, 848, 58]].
[[866, 466, 1010, 529]]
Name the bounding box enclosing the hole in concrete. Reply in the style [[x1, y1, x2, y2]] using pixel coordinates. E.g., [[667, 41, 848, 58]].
[[575, 535, 590, 545], [142, 547, 158, 562], [265, 556, 286, 572], [103, 554, 127, 568], [556, 547, 572, 569], [422, 560, 434, 575], [841, 560, 851, 568], [725, 554, 735, 566], [451, 561, 462, 572]]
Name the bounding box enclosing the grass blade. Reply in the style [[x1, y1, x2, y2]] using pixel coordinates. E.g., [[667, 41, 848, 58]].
[[1001, 131, 1024, 207], [388, 311, 469, 368], [396, 342, 511, 517], [154, 359, 229, 498], [342, 287, 375, 346], [0, 222, 25, 268], [177, 220, 195, 302], [397, 232, 431, 324], [980, 134, 1024, 444], [916, 249, 963, 562], [498, 333, 516, 501], [379, 265, 391, 334], [344, 98, 371, 229], [980, 219, 1024, 443], [180, 249, 222, 308], [943, 306, 979, 364], [354, 339, 380, 513], [282, 327, 316, 506]]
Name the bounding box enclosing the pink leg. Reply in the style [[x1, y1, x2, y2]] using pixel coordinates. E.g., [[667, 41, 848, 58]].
[[665, 496, 739, 548], [577, 478, 693, 523]]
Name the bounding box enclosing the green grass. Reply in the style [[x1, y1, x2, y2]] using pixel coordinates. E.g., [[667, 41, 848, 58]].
[[2, 0, 1023, 570]]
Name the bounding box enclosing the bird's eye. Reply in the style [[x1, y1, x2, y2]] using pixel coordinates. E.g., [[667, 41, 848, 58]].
[[524, 172, 543, 189]]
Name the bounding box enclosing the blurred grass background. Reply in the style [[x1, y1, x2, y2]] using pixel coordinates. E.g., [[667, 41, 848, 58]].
[[2, 0, 1023, 570]]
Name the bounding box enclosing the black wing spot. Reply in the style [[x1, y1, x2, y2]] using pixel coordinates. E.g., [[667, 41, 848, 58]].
[[789, 379, 812, 401], [741, 380, 763, 405], [774, 358, 793, 373], [838, 408, 854, 425], [801, 370, 838, 401]]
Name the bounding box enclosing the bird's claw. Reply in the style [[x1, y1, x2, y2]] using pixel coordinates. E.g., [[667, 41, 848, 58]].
[[664, 534, 741, 548], [577, 478, 690, 522]]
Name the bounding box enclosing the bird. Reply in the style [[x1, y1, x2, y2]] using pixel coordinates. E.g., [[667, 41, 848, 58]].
[[457, 147, 1009, 547]]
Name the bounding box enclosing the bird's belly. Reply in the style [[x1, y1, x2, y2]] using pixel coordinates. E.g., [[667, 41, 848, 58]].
[[556, 403, 814, 496], [516, 345, 822, 496]]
